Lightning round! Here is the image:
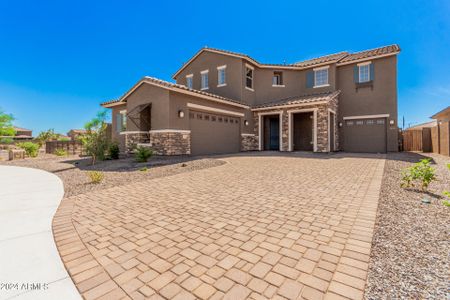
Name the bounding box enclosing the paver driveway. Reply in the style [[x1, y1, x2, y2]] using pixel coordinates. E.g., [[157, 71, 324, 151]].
[[53, 153, 385, 300]]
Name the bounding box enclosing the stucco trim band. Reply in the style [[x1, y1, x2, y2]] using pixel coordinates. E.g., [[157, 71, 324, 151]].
[[187, 103, 245, 117]]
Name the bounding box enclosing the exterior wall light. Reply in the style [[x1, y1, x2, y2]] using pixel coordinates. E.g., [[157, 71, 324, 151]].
[[244, 120, 249, 126], [338, 122, 343, 128], [178, 110, 185, 118], [389, 120, 395, 125]]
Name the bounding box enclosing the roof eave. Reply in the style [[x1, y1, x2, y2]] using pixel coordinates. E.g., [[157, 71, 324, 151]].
[[336, 51, 400, 66]]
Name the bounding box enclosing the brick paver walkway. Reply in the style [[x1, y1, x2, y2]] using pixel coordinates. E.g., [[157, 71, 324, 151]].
[[53, 153, 385, 300]]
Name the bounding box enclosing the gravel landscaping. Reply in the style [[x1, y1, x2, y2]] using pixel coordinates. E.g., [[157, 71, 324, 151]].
[[365, 152, 450, 299], [0, 154, 225, 197]]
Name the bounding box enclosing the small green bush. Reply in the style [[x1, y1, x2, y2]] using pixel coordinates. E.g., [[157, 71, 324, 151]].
[[57, 137, 71, 141], [0, 137, 13, 144], [54, 149, 68, 156], [87, 171, 104, 184], [135, 146, 153, 162], [139, 167, 148, 172], [108, 142, 120, 160], [17, 142, 39, 157], [401, 158, 436, 191]]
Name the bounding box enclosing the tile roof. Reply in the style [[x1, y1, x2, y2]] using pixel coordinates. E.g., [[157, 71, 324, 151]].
[[294, 52, 349, 67], [101, 76, 249, 108], [252, 90, 340, 110], [13, 126, 32, 132], [338, 44, 400, 64]]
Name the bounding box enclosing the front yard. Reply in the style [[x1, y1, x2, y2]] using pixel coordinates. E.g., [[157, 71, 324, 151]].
[[1, 151, 448, 298], [365, 152, 449, 299], [0, 154, 224, 197]]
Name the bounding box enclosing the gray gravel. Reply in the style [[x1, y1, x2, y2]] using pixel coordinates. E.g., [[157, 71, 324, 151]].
[[0, 154, 225, 197], [365, 152, 450, 299]]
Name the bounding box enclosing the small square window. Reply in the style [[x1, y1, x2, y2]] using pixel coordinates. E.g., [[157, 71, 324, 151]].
[[366, 119, 374, 125], [346, 121, 354, 126], [205, 115, 210, 121], [376, 119, 385, 125], [211, 116, 216, 121], [356, 120, 364, 125], [218, 117, 223, 122], [197, 113, 203, 120], [273, 71, 283, 86]]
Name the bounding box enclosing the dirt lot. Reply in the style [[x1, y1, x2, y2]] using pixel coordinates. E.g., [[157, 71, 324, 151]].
[[365, 152, 450, 299], [0, 154, 225, 197]]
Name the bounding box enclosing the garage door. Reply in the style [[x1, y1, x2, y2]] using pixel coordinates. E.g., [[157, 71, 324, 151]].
[[190, 110, 240, 155], [343, 118, 387, 153]]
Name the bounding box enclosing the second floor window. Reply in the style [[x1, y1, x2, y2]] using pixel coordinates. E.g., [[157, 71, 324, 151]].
[[186, 74, 193, 89], [358, 63, 371, 83], [217, 65, 226, 86], [201, 70, 209, 90], [246, 65, 254, 90], [273, 71, 283, 86], [314, 67, 329, 87]]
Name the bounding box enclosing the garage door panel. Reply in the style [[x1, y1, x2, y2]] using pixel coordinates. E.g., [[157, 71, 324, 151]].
[[190, 111, 240, 155], [344, 118, 386, 153]]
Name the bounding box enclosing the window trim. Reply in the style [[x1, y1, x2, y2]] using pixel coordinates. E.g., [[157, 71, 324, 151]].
[[245, 64, 254, 91], [217, 65, 227, 87], [186, 74, 193, 89], [272, 71, 284, 87], [313, 65, 329, 88], [200, 69, 209, 90], [357, 61, 371, 83]]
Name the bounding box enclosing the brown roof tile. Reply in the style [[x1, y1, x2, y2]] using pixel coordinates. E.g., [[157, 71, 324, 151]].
[[338, 44, 400, 63], [252, 90, 340, 110], [294, 52, 349, 67]]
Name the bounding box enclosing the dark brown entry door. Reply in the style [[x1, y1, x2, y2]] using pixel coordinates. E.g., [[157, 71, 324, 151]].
[[293, 112, 313, 151], [264, 115, 280, 150]]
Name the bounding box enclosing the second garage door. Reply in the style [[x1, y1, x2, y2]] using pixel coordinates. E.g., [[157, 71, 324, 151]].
[[343, 118, 387, 153], [190, 110, 240, 155]]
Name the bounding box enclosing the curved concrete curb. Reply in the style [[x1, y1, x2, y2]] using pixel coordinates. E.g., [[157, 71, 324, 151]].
[[0, 166, 81, 300]]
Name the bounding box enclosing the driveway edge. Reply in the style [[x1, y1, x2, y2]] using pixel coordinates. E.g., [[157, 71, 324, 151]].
[[52, 197, 130, 300]]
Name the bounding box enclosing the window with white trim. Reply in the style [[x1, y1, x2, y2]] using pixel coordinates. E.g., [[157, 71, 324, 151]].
[[217, 66, 226, 86], [186, 74, 193, 89], [116, 110, 126, 132], [272, 71, 283, 86], [358, 63, 371, 83], [314, 68, 328, 87], [201, 70, 209, 90], [245, 65, 254, 89]]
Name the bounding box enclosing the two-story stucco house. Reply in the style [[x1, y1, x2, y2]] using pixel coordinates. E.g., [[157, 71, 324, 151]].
[[101, 44, 400, 155]]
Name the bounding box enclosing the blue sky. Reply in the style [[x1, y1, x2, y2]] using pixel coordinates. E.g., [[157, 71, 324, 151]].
[[0, 0, 448, 134]]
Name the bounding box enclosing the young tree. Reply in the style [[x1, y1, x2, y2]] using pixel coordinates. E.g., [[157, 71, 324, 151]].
[[35, 129, 58, 146], [0, 108, 16, 138], [79, 110, 109, 165]]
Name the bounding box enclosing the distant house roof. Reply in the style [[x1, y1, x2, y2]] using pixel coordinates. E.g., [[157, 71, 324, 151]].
[[405, 120, 437, 131], [68, 129, 87, 134], [252, 90, 340, 111], [172, 45, 400, 78], [13, 126, 32, 132], [431, 106, 450, 119], [101, 76, 250, 109]]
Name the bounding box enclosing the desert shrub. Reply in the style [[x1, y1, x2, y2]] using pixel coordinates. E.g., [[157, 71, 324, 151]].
[[135, 146, 153, 162], [108, 142, 120, 160], [401, 158, 436, 191], [0, 137, 13, 144], [87, 171, 104, 184], [57, 137, 71, 142], [139, 167, 148, 172], [79, 110, 110, 165], [54, 149, 68, 156], [35, 129, 58, 146], [17, 142, 39, 157]]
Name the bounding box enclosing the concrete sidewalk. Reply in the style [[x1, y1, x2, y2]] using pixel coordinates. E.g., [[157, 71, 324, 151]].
[[0, 166, 80, 300]]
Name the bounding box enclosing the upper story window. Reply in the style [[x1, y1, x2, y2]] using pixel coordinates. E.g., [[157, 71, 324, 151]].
[[245, 64, 254, 90], [186, 74, 193, 89], [272, 71, 284, 86], [313, 66, 329, 87], [200, 70, 209, 90], [357, 62, 372, 83], [217, 65, 226, 87]]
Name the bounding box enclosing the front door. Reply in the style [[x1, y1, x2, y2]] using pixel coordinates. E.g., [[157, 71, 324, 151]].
[[293, 112, 313, 151], [263, 115, 280, 150]]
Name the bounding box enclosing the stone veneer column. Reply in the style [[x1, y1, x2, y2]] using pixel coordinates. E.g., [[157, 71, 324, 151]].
[[149, 130, 191, 155], [241, 134, 258, 151], [124, 132, 150, 152]]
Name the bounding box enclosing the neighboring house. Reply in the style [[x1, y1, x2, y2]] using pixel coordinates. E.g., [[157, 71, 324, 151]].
[[404, 120, 437, 131], [431, 106, 450, 156], [67, 129, 87, 140], [102, 44, 400, 155], [11, 127, 33, 140]]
